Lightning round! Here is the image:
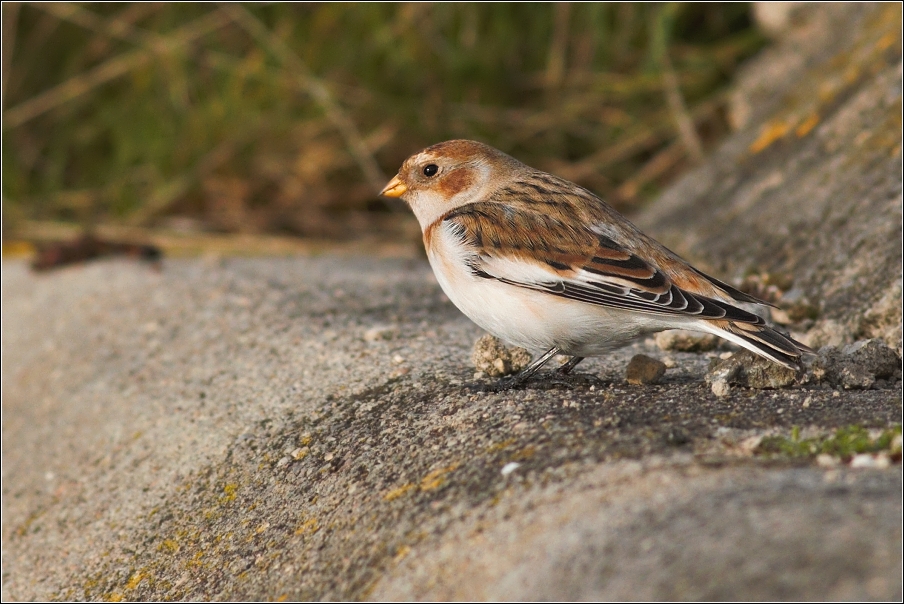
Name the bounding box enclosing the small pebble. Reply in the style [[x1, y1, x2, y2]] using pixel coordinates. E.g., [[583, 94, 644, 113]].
[[849, 453, 890, 469], [769, 307, 792, 324], [363, 324, 397, 342], [711, 379, 732, 397], [626, 354, 666, 385], [705, 351, 797, 389], [816, 454, 839, 467], [655, 329, 719, 352], [501, 462, 521, 476], [472, 335, 531, 377]]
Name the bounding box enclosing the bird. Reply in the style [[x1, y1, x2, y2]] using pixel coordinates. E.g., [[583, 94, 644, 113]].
[[381, 139, 811, 388]]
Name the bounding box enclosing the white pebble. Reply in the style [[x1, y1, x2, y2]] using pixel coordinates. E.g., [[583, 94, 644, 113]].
[[816, 454, 839, 467], [849, 453, 890, 469], [501, 462, 521, 476]]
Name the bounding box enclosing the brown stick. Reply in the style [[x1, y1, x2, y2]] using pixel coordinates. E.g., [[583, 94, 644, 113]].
[[1, 2, 21, 108], [32, 3, 166, 51], [4, 9, 231, 128], [660, 47, 705, 163]]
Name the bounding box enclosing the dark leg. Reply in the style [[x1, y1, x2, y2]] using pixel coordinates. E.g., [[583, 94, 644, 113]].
[[487, 346, 561, 392], [557, 356, 585, 375]]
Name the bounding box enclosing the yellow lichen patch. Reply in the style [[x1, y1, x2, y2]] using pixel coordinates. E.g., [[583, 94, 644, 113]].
[[105, 593, 124, 602], [124, 572, 147, 590], [420, 463, 460, 491], [795, 113, 820, 137], [749, 120, 790, 153], [220, 483, 239, 504], [512, 445, 536, 460], [295, 517, 320, 535], [276, 595, 289, 602], [485, 439, 515, 453], [393, 544, 412, 563], [255, 522, 270, 534], [158, 538, 180, 553], [383, 483, 416, 501]]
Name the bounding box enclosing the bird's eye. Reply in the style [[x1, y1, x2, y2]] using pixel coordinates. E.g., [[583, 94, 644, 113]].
[[423, 164, 439, 177]]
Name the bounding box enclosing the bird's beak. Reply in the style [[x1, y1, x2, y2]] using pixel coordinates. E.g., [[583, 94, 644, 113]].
[[380, 175, 407, 198]]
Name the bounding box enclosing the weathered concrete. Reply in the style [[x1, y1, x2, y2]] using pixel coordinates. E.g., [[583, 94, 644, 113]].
[[2, 3, 902, 601], [641, 3, 903, 350], [2, 254, 900, 601]]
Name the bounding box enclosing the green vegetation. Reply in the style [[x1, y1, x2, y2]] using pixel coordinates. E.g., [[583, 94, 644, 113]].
[[756, 425, 903, 461], [3, 3, 765, 239]]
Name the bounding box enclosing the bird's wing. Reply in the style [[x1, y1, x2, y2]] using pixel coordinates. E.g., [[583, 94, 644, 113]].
[[439, 192, 765, 325]]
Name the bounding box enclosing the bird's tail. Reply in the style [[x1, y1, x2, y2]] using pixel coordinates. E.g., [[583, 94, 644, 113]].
[[702, 319, 813, 370]]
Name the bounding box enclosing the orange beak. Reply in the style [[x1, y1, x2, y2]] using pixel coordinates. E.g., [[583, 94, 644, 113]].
[[380, 174, 407, 198]]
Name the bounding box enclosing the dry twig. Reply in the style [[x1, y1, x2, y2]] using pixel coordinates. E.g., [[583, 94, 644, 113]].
[[659, 47, 705, 163], [4, 9, 231, 127]]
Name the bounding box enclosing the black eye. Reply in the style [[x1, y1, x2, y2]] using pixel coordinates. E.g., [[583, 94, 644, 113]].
[[423, 164, 439, 177]]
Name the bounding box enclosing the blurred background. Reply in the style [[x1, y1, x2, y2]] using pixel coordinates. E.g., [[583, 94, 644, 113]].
[[2, 2, 768, 255]]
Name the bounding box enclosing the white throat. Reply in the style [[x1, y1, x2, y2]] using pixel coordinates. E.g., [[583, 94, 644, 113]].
[[407, 163, 495, 230]]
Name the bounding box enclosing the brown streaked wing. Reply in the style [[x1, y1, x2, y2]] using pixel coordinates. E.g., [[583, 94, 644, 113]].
[[442, 200, 671, 296], [440, 201, 763, 323]]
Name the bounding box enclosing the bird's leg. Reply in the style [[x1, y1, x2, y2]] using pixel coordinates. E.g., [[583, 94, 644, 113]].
[[557, 356, 585, 375], [488, 347, 561, 392]]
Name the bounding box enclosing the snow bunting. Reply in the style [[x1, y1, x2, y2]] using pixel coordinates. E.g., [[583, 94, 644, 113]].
[[381, 140, 810, 387]]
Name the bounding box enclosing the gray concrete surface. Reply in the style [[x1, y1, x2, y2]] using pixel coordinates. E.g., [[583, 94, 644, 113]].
[[2, 255, 901, 601], [3, 3, 902, 601]]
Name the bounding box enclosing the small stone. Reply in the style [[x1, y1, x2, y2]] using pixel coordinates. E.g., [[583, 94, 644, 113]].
[[389, 367, 410, 378], [711, 379, 732, 397], [706, 351, 797, 389], [769, 307, 792, 325], [737, 435, 762, 454], [654, 329, 719, 352], [850, 453, 889, 469], [626, 354, 666, 385], [816, 454, 839, 467], [803, 339, 901, 389], [842, 339, 900, 379], [500, 462, 521, 476], [363, 324, 398, 342], [471, 335, 531, 377]]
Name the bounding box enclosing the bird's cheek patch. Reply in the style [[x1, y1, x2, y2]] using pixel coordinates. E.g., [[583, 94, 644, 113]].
[[438, 168, 475, 199]]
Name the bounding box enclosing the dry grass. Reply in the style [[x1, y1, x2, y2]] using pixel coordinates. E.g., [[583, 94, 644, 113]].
[[2, 3, 766, 242]]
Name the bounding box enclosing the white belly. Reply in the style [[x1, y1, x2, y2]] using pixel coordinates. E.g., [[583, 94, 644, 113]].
[[426, 243, 679, 356]]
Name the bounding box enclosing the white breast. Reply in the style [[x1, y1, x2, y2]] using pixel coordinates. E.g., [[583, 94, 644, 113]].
[[426, 223, 683, 356]]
